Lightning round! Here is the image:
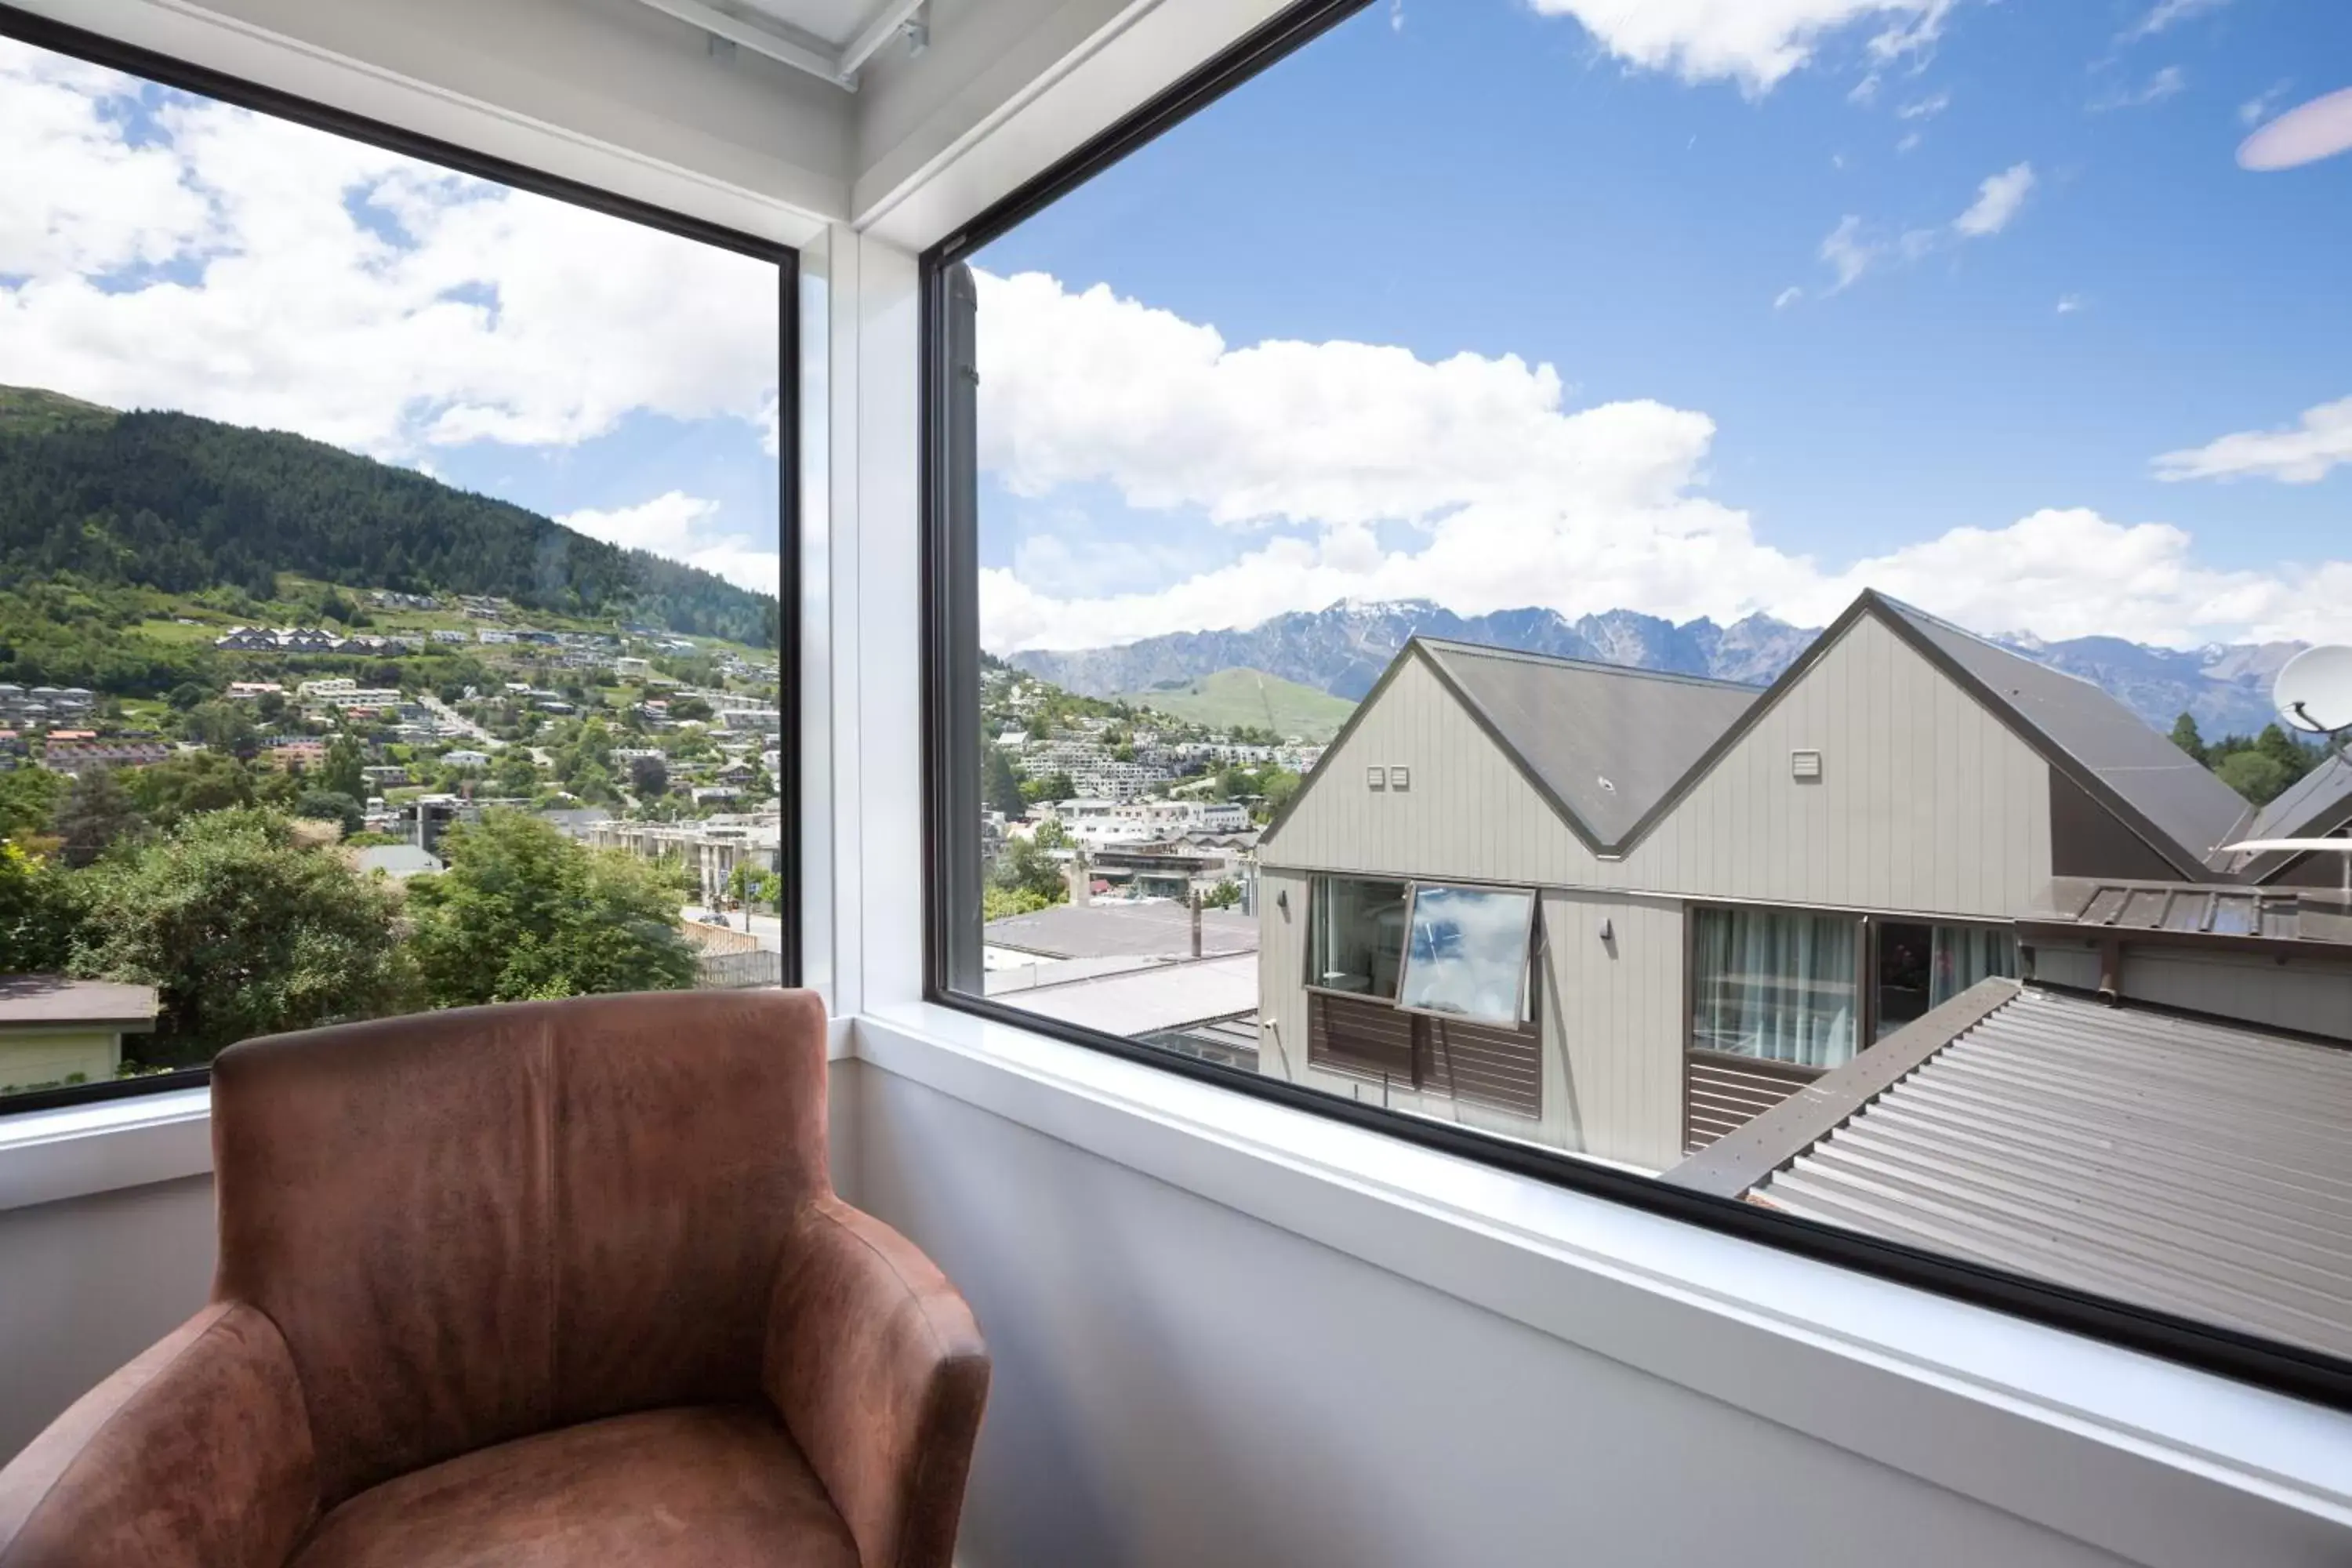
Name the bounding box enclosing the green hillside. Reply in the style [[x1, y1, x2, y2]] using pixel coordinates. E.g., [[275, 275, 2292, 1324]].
[[1124, 667, 1356, 742], [0, 384, 775, 647]]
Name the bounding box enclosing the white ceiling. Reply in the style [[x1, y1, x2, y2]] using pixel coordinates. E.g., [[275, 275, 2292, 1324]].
[[627, 0, 929, 87], [732, 0, 875, 49]]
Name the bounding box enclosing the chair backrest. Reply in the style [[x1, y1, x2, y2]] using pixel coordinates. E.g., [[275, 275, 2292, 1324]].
[[210, 988, 829, 1506]]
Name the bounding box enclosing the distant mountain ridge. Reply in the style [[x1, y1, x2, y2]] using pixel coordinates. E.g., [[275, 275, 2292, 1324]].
[[1011, 599, 2304, 739], [0, 384, 778, 646]]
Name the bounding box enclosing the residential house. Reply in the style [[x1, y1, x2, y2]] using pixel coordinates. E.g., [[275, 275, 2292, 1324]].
[[0, 978, 159, 1094], [1253, 591, 2328, 1172], [40, 742, 173, 775]]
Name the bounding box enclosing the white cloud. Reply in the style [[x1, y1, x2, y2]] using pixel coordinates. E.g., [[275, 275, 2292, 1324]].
[[0, 38, 779, 459], [1525, 0, 1951, 96], [1773, 285, 1804, 310], [977, 270, 1718, 531], [2056, 293, 2083, 314], [2154, 395, 2352, 485], [1895, 130, 1922, 154], [2239, 80, 2291, 126], [2090, 65, 2186, 112], [558, 491, 779, 596], [971, 272, 2352, 654], [1819, 216, 1878, 291], [1953, 161, 2034, 236], [1896, 89, 1951, 120], [2118, 0, 2228, 45]]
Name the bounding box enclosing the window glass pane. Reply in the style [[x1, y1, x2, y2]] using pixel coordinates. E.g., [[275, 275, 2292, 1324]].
[[0, 34, 788, 1106], [1398, 884, 1533, 1024], [1311, 875, 1407, 998], [938, 0, 2352, 1374], [1691, 908, 1857, 1068]]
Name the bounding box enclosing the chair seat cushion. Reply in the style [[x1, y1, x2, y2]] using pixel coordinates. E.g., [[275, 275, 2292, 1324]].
[[288, 1405, 859, 1568]]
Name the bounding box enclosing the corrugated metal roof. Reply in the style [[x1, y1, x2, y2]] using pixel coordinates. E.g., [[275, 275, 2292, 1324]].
[[1417, 640, 1759, 844], [1876, 599, 2253, 873], [982, 901, 1257, 960], [1747, 985, 2352, 1362]]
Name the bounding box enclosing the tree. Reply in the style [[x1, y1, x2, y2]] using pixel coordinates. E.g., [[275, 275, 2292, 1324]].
[[492, 750, 540, 796], [182, 699, 256, 754], [53, 768, 144, 867], [1201, 878, 1243, 910], [294, 789, 365, 836], [2168, 713, 2205, 765], [1032, 817, 1072, 849], [320, 733, 367, 801], [725, 859, 782, 911], [404, 811, 696, 1007], [983, 747, 1024, 817], [2216, 749, 2294, 805], [69, 808, 414, 1062], [2256, 722, 2311, 775], [629, 753, 670, 798], [668, 696, 713, 723], [128, 750, 255, 828], [1019, 771, 1074, 806], [0, 839, 82, 971], [165, 681, 209, 712], [0, 767, 69, 843]]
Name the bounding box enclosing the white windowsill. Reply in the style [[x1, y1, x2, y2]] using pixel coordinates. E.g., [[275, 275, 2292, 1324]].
[[855, 997, 2352, 1568], [0, 1009, 855, 1213]]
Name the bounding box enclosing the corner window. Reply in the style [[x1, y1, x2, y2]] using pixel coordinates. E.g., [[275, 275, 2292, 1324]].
[[923, 0, 2352, 1403], [0, 19, 795, 1111]]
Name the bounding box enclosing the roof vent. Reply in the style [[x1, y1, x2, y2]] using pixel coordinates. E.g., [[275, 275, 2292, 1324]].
[[1596, 775, 1617, 793]]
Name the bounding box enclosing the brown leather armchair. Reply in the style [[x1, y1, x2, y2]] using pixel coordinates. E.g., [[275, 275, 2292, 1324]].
[[0, 990, 989, 1568]]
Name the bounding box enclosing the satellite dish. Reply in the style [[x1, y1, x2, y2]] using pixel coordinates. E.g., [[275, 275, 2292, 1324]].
[[2274, 645, 2352, 735]]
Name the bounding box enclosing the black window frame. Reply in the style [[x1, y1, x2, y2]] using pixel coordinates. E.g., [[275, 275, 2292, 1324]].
[[913, 0, 2352, 1411], [0, 2, 802, 1117]]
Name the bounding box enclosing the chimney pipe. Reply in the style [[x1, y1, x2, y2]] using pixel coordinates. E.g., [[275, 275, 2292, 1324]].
[[1191, 888, 1203, 958]]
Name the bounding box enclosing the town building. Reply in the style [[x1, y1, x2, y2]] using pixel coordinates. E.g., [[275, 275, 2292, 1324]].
[[1253, 591, 2348, 1173], [0, 977, 159, 1095]]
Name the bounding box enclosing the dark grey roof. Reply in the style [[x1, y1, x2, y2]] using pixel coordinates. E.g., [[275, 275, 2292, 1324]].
[[982, 901, 1257, 960], [2249, 754, 2352, 840], [2224, 754, 2352, 884], [1672, 980, 2352, 1363], [1874, 598, 2253, 875], [1417, 641, 1759, 845]]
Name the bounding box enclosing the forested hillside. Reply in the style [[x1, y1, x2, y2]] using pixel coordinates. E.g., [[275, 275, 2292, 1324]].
[[0, 386, 774, 646]]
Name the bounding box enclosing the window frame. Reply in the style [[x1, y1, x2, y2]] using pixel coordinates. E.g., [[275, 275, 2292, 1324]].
[[913, 0, 2352, 1412], [0, 2, 802, 1116]]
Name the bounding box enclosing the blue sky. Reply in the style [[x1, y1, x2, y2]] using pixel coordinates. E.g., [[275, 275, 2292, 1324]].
[[1, 35, 782, 599], [970, 0, 2352, 652]]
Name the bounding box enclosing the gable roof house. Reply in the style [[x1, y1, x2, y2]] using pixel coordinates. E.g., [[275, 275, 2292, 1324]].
[[1252, 591, 2350, 1173]]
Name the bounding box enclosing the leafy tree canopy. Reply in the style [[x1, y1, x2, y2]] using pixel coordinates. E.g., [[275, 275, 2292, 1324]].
[[69, 808, 414, 1062], [404, 811, 695, 1007]]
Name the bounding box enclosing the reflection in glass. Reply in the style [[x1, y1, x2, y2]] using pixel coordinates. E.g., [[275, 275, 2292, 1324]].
[[1398, 884, 1535, 1025]]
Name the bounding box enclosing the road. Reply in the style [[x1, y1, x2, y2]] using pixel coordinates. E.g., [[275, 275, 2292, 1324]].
[[418, 691, 504, 750], [683, 906, 786, 953]]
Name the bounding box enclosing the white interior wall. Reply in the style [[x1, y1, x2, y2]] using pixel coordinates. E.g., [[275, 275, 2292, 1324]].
[[849, 1060, 2143, 1568]]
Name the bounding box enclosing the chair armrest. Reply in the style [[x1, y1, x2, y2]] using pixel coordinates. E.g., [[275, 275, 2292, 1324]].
[[0, 1301, 318, 1568], [762, 1197, 989, 1568]]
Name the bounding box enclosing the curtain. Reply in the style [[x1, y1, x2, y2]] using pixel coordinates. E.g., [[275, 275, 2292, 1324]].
[[1690, 907, 1859, 1069], [1929, 925, 2018, 1007]]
